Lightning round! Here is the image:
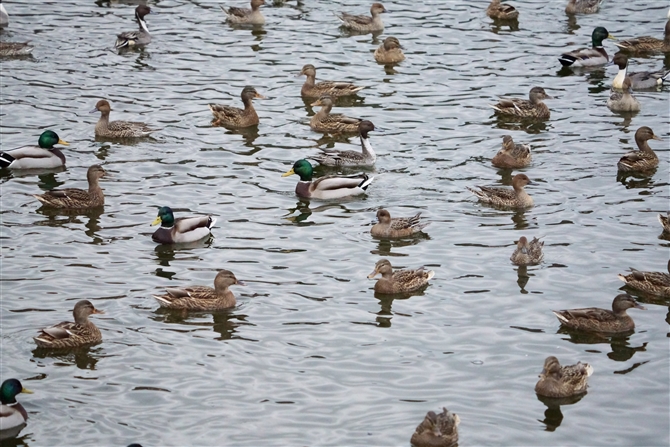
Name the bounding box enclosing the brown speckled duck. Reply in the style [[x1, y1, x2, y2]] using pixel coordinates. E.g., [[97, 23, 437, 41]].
[[535, 356, 593, 398], [467, 173, 533, 209], [618, 260, 670, 298], [298, 64, 365, 98], [607, 77, 640, 112], [310, 95, 362, 133], [209, 86, 265, 128], [33, 165, 106, 209], [565, 0, 603, 14], [492, 135, 531, 169], [367, 259, 434, 294], [410, 407, 460, 447], [34, 300, 104, 348], [91, 100, 156, 138], [374, 36, 405, 64], [614, 10, 670, 54], [153, 270, 246, 311], [617, 126, 661, 172], [371, 209, 429, 238], [0, 41, 33, 57], [335, 2, 386, 33], [486, 0, 518, 20], [311, 121, 376, 167], [510, 236, 543, 266], [221, 0, 265, 25], [553, 293, 646, 334], [490, 87, 552, 120]]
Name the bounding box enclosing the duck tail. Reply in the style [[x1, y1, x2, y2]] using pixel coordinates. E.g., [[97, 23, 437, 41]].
[[114, 38, 129, 49], [0, 151, 15, 168], [358, 174, 374, 190], [558, 54, 576, 67]]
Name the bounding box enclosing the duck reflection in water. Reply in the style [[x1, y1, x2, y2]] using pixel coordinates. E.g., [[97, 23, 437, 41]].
[[536, 392, 587, 432], [558, 329, 647, 363], [32, 345, 100, 370], [152, 307, 253, 341]]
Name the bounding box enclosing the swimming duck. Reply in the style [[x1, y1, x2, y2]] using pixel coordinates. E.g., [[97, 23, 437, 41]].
[[115, 5, 152, 49], [221, 0, 265, 25], [618, 260, 670, 298], [153, 270, 246, 311], [209, 86, 265, 128], [510, 236, 543, 266], [0, 379, 32, 432], [0, 42, 33, 57], [335, 2, 386, 33], [374, 36, 405, 64], [607, 77, 640, 112], [558, 26, 615, 67], [310, 95, 362, 133], [617, 126, 661, 172], [553, 293, 645, 334], [371, 209, 429, 238], [367, 258, 434, 294], [91, 100, 156, 138], [298, 64, 365, 99], [565, 0, 602, 14], [281, 159, 373, 199], [151, 206, 217, 244], [659, 213, 670, 233], [0, 130, 68, 170], [410, 407, 460, 447], [0, 0, 8, 27], [33, 165, 106, 209], [467, 173, 533, 209], [489, 87, 552, 120], [610, 53, 669, 89], [34, 300, 104, 348], [491, 135, 531, 169], [486, 0, 519, 20], [534, 356, 593, 398], [310, 121, 376, 167], [614, 11, 670, 54]]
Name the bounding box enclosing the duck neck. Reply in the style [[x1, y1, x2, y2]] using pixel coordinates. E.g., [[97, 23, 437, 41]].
[[360, 135, 376, 160], [613, 65, 627, 88], [88, 177, 104, 200], [96, 111, 110, 132], [137, 15, 150, 34], [242, 96, 256, 113], [316, 103, 333, 118], [303, 73, 316, 88], [665, 20, 670, 44], [51, 148, 66, 165], [636, 136, 654, 153]]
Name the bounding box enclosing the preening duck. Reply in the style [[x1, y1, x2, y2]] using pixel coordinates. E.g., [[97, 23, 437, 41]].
[[535, 356, 593, 398], [510, 236, 544, 266], [374, 36, 405, 64], [410, 407, 460, 447], [491, 135, 531, 169], [486, 0, 519, 20]]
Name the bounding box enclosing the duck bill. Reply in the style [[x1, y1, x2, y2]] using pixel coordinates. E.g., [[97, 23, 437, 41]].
[[58, 139, 70, 146], [236, 280, 247, 286], [21, 387, 34, 394], [281, 168, 295, 177], [367, 270, 380, 279], [310, 99, 323, 107], [634, 303, 647, 310], [92, 308, 105, 315], [652, 135, 662, 141], [89, 107, 99, 114], [151, 216, 162, 226], [608, 34, 616, 40], [255, 93, 267, 99]]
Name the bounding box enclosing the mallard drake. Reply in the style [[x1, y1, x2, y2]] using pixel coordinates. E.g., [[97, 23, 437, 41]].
[[607, 77, 640, 112], [151, 206, 216, 244], [610, 53, 669, 89], [310, 95, 362, 133], [367, 259, 434, 294], [33, 165, 106, 209], [310, 121, 376, 167], [371, 209, 429, 238], [492, 135, 531, 168], [298, 64, 365, 99], [614, 11, 670, 54], [335, 2, 386, 33], [486, 0, 518, 20], [659, 213, 670, 233], [489, 87, 552, 120], [558, 27, 615, 67], [467, 173, 533, 209], [410, 408, 460, 447], [535, 356, 593, 398], [0, 42, 33, 57], [221, 0, 265, 25], [115, 5, 152, 49], [618, 260, 670, 298], [153, 270, 246, 311], [565, 0, 602, 14], [0, 130, 68, 170], [281, 159, 373, 199], [0, 379, 32, 432], [617, 126, 661, 172], [0, 0, 8, 27], [209, 86, 265, 128], [553, 293, 645, 334], [91, 100, 156, 138], [374, 36, 405, 64], [510, 236, 543, 266], [34, 300, 104, 348]]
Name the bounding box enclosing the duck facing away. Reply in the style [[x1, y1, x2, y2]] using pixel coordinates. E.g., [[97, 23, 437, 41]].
[[490, 87, 552, 120], [617, 126, 661, 172], [610, 53, 670, 90], [553, 293, 646, 334], [614, 12, 670, 54], [0, 42, 34, 57], [335, 2, 386, 33], [115, 5, 152, 49], [659, 213, 670, 233], [0, 379, 33, 432], [282, 159, 373, 200], [91, 100, 156, 138], [33, 165, 106, 209], [492, 135, 531, 169], [151, 206, 216, 244], [310, 120, 376, 167], [371, 209, 429, 238], [221, 0, 265, 25], [410, 407, 460, 447], [374, 36, 405, 64], [607, 77, 640, 112], [153, 270, 246, 311], [0, 130, 68, 170], [618, 260, 670, 298], [565, 0, 603, 14], [310, 95, 362, 133], [298, 64, 365, 98], [467, 173, 533, 209], [209, 86, 265, 128], [510, 236, 544, 266], [368, 258, 434, 294], [535, 356, 593, 398], [34, 300, 104, 349], [486, 0, 519, 20], [559, 26, 615, 67]]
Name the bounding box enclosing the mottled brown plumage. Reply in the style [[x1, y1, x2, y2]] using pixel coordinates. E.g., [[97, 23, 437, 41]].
[[221, 0, 265, 25], [486, 0, 518, 20], [371, 209, 429, 238], [491, 135, 531, 168], [659, 213, 670, 233], [490, 87, 552, 120], [311, 121, 376, 167], [617, 126, 660, 172], [367, 259, 434, 294], [33, 165, 106, 209], [618, 260, 670, 298], [209, 86, 265, 128], [298, 64, 365, 98], [374, 36, 405, 64], [309, 95, 362, 133], [91, 99, 156, 138], [535, 356, 593, 398], [467, 173, 533, 209], [410, 407, 460, 447], [153, 270, 245, 311], [335, 2, 386, 33], [614, 13, 670, 53], [565, 0, 602, 14], [0, 41, 33, 57], [553, 294, 646, 334], [34, 300, 104, 349], [510, 236, 543, 266]]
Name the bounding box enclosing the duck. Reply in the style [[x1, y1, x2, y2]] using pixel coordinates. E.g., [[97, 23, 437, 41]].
[[491, 135, 531, 168], [0, 0, 7, 27], [91, 100, 156, 138], [310, 95, 362, 133], [0, 130, 68, 170], [609, 53, 669, 90], [374, 36, 405, 64], [510, 236, 543, 266], [558, 26, 615, 67], [607, 77, 641, 112], [335, 2, 386, 33], [153, 270, 246, 311], [34, 300, 104, 348], [618, 260, 670, 298], [552, 293, 646, 334], [281, 159, 373, 200], [467, 173, 533, 209], [371, 209, 429, 238], [614, 11, 670, 54], [33, 165, 106, 209], [298, 64, 365, 99], [221, 0, 265, 25], [310, 121, 376, 167], [489, 87, 552, 120], [115, 5, 153, 49], [0, 42, 34, 57], [367, 258, 434, 294], [617, 126, 661, 172], [565, 0, 603, 14], [659, 213, 670, 233], [209, 86, 265, 128], [486, 0, 519, 20], [151, 206, 216, 244], [0, 379, 33, 432], [410, 407, 460, 447], [534, 356, 593, 398]]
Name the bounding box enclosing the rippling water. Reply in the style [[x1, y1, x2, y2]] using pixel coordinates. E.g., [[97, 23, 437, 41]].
[[1, 0, 668, 445]]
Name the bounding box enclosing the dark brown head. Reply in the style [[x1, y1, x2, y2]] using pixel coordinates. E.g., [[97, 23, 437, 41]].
[[371, 3, 387, 15], [135, 5, 152, 20], [517, 236, 528, 249], [73, 300, 104, 324], [382, 36, 401, 50], [611, 293, 646, 314], [540, 356, 562, 378], [511, 173, 532, 189], [86, 165, 106, 183], [367, 258, 393, 278], [251, 0, 265, 10], [359, 120, 375, 138], [501, 135, 515, 150], [635, 126, 661, 145], [299, 64, 316, 78], [376, 208, 391, 224], [529, 87, 552, 103], [611, 52, 628, 70], [91, 99, 111, 115]]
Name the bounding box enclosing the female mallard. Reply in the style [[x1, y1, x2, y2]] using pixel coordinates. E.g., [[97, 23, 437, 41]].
[[410, 407, 460, 447], [491, 135, 531, 169], [34, 300, 104, 348], [115, 5, 153, 49], [0, 42, 33, 57], [617, 126, 661, 172], [553, 293, 646, 334], [151, 206, 216, 244], [221, 0, 265, 25], [467, 173, 533, 209], [490, 87, 552, 120], [534, 356, 593, 398], [209, 86, 265, 128], [310, 95, 362, 133], [565, 0, 603, 14], [618, 260, 670, 298], [486, 0, 518, 20], [335, 2, 386, 33], [281, 159, 373, 199], [0, 130, 68, 170], [310, 120, 376, 167], [91, 100, 156, 138], [298, 64, 365, 99], [374, 36, 405, 64], [367, 258, 434, 294], [610, 53, 669, 90], [153, 270, 246, 311], [558, 26, 615, 67], [510, 236, 543, 266], [371, 209, 429, 238], [659, 213, 670, 233], [0, 379, 33, 432], [607, 77, 640, 112], [614, 11, 670, 54], [33, 165, 106, 209]]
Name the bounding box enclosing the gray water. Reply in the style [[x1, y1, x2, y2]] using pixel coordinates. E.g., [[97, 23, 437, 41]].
[[1, 0, 668, 446]]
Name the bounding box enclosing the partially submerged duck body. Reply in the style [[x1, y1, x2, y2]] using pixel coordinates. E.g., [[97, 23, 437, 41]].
[[486, 0, 518, 20], [151, 206, 216, 244], [374, 36, 405, 64], [410, 407, 460, 447], [559, 27, 615, 67], [281, 159, 373, 199], [367, 258, 434, 294], [309, 95, 362, 133], [510, 236, 543, 266], [153, 270, 245, 311], [209, 86, 265, 128], [335, 2, 386, 33], [467, 173, 533, 209], [221, 0, 265, 25], [371, 209, 429, 238], [33, 165, 106, 209], [490, 87, 552, 120], [0, 131, 68, 170], [311, 120, 376, 167], [535, 356, 593, 398], [618, 260, 670, 298], [565, 0, 603, 14], [617, 126, 660, 172], [491, 135, 531, 168], [553, 293, 646, 334], [298, 64, 365, 98], [34, 300, 104, 349], [115, 5, 152, 49], [91, 100, 156, 138]]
